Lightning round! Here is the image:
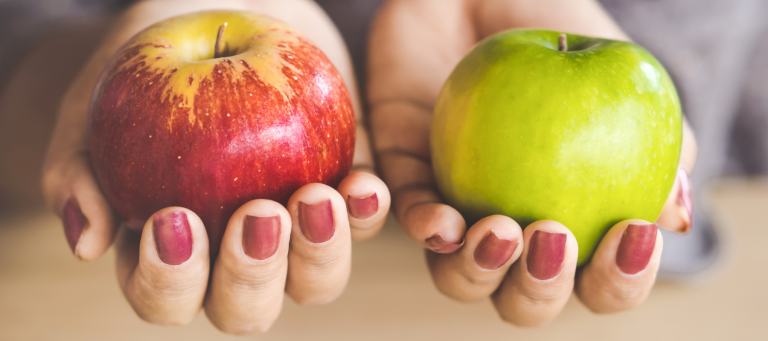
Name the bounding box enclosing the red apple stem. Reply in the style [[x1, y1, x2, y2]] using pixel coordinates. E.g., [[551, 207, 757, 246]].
[[558, 34, 567, 52], [214, 22, 228, 58]]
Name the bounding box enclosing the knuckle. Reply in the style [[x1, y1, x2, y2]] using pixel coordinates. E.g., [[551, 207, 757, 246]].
[[428, 265, 497, 302], [462, 272, 497, 288], [222, 266, 283, 292], [294, 245, 347, 270], [223, 325, 271, 335], [496, 310, 522, 326], [40, 161, 58, 183], [211, 319, 274, 335], [434, 283, 484, 302], [126, 278, 204, 326], [606, 285, 642, 303], [491, 301, 532, 327], [350, 223, 384, 242], [291, 291, 339, 306], [517, 284, 567, 306], [132, 267, 206, 301], [497, 311, 548, 328], [497, 312, 517, 325], [492, 295, 556, 327], [144, 277, 202, 298], [595, 287, 644, 314], [132, 306, 195, 326], [578, 281, 646, 314], [405, 202, 461, 230], [41, 162, 63, 195]]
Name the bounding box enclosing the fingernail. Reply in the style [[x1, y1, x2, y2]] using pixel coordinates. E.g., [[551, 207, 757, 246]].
[[243, 215, 280, 260], [676, 167, 693, 233], [616, 223, 658, 275], [299, 200, 335, 243], [474, 230, 519, 270], [526, 230, 567, 281], [62, 197, 88, 255], [153, 211, 193, 265], [425, 234, 464, 254], [348, 193, 378, 219]]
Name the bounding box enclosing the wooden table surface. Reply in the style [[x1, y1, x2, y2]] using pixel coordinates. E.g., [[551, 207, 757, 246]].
[[1, 178, 766, 341]]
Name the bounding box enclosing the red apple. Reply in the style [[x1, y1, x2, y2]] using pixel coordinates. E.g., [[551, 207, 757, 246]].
[[88, 11, 355, 252]]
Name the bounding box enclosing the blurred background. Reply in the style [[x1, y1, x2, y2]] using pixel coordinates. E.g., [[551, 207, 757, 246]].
[[0, 0, 767, 340]]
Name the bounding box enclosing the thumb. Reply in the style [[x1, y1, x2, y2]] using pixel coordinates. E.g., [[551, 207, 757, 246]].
[[42, 151, 118, 261]]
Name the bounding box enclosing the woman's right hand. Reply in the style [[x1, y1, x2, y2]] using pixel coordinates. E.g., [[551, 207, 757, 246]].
[[367, 0, 697, 326], [42, 0, 390, 334]]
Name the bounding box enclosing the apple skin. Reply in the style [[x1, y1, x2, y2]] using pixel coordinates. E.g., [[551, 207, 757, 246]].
[[88, 11, 355, 253], [431, 29, 682, 265]]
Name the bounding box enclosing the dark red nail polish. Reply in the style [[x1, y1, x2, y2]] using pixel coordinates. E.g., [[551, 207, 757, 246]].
[[299, 200, 334, 243], [425, 234, 464, 254], [243, 215, 280, 260], [153, 211, 193, 265], [474, 231, 519, 270], [527, 230, 567, 280], [677, 167, 693, 230], [62, 197, 88, 254], [348, 193, 378, 219], [616, 223, 658, 275]]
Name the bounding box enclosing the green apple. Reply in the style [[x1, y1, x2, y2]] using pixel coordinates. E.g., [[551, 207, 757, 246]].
[[431, 29, 682, 265]]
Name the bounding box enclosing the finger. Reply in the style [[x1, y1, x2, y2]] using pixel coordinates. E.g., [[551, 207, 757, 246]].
[[400, 197, 467, 253], [680, 117, 698, 173], [205, 200, 291, 334], [336, 171, 391, 241], [492, 220, 578, 327], [381, 152, 465, 252], [371, 100, 466, 253], [427, 215, 523, 301], [381, 147, 467, 252], [285, 183, 351, 305], [116, 207, 209, 325], [657, 118, 697, 233], [656, 166, 693, 234], [42, 152, 118, 261], [575, 219, 663, 314]]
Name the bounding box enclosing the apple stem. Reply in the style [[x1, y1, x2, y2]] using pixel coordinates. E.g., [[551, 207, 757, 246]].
[[558, 34, 567, 52], [214, 22, 228, 58]]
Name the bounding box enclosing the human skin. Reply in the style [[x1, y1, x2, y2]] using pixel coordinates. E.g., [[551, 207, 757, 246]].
[[42, 0, 391, 334], [368, 0, 697, 325]]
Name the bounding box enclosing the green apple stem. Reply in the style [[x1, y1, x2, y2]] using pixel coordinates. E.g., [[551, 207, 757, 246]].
[[214, 22, 228, 58], [558, 34, 567, 52]]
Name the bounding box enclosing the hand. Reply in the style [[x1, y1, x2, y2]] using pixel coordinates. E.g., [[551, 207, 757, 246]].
[[42, 0, 390, 334], [368, 0, 697, 325]]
